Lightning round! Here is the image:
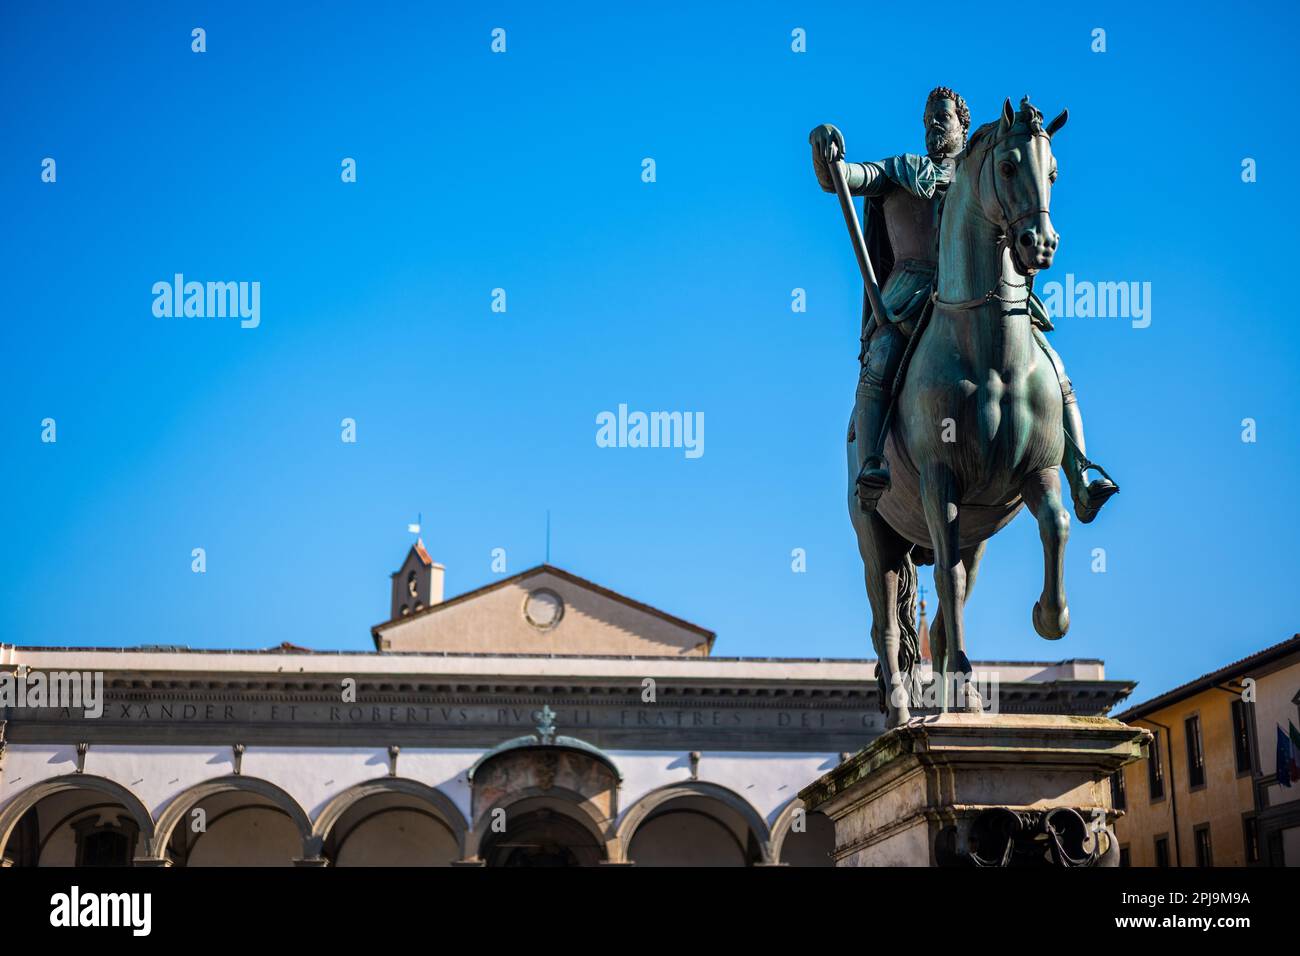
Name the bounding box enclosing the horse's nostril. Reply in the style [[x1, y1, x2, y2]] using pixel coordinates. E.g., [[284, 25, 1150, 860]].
[[1019, 232, 1035, 248]]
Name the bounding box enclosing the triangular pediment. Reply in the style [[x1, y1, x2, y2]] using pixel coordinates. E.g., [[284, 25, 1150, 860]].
[[372, 565, 714, 657]]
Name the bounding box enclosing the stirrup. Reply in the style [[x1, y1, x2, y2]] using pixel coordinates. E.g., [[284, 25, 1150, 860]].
[[1075, 478, 1118, 524], [1071, 465, 1123, 520], [1064, 433, 1119, 523]]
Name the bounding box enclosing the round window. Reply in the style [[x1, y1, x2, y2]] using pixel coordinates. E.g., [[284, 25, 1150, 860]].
[[524, 588, 564, 631]]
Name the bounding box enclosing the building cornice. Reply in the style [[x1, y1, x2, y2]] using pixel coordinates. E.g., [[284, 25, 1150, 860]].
[[1115, 634, 1300, 722], [0, 645, 1110, 685]]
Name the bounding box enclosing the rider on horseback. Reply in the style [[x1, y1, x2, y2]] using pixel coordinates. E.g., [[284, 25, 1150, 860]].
[[810, 87, 1118, 523]]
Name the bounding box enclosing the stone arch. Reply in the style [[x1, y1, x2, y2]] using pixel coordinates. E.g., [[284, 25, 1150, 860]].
[[149, 775, 313, 863], [769, 796, 836, 866], [0, 774, 155, 864], [769, 797, 804, 861], [465, 785, 618, 864], [616, 781, 772, 865], [312, 777, 469, 862]]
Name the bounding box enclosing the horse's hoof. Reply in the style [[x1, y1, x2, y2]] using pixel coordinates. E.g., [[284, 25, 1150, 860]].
[[1033, 601, 1070, 640], [958, 683, 984, 713], [885, 705, 912, 729]]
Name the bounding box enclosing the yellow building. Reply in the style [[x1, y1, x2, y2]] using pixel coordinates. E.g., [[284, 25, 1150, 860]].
[[1113, 634, 1300, 866]]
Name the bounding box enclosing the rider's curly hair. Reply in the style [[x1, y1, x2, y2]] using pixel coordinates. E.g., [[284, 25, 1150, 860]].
[[925, 86, 971, 137]]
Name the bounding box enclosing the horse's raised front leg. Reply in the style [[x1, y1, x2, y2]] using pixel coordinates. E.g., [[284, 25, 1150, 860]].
[[920, 464, 968, 712], [1022, 466, 1071, 639]]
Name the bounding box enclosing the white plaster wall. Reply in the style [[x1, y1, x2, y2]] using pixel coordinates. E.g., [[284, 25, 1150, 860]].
[[2, 744, 81, 793], [607, 751, 839, 826], [236, 748, 478, 820]]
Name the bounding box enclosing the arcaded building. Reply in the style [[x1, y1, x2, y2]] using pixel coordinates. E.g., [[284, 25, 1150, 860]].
[[0, 543, 1134, 867]]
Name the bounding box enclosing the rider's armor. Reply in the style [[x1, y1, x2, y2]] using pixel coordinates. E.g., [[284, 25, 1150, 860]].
[[813, 152, 953, 508]]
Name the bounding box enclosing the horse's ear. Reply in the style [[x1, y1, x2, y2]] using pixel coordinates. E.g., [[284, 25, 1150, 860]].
[[1046, 108, 1069, 137], [999, 98, 1015, 132]]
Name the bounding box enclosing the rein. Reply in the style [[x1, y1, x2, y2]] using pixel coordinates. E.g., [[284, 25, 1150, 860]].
[[931, 278, 1027, 312], [932, 127, 1048, 313]]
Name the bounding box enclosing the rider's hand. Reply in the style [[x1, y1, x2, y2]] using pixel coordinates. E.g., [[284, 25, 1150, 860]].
[[809, 124, 845, 165]]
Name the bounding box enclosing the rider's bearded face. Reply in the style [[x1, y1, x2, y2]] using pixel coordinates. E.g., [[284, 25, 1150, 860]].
[[925, 98, 964, 160]]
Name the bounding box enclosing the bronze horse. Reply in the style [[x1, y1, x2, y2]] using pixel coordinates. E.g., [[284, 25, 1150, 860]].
[[848, 98, 1073, 727]]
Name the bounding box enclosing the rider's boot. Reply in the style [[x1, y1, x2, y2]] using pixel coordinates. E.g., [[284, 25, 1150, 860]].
[[1061, 389, 1118, 524], [854, 384, 892, 514]]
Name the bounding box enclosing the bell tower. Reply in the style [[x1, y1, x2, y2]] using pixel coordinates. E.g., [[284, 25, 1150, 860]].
[[389, 539, 444, 620]]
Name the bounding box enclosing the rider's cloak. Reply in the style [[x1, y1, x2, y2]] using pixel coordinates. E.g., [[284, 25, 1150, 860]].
[[858, 154, 946, 359]]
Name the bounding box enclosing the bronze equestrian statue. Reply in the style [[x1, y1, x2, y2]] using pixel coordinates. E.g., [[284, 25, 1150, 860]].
[[809, 92, 1120, 726]]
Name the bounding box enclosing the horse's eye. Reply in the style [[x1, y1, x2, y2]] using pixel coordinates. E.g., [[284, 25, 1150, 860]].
[[999, 161, 1016, 178], [1049, 168, 1058, 183]]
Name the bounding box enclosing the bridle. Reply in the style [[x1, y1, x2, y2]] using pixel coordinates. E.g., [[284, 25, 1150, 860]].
[[986, 124, 1053, 236], [933, 126, 1052, 312]]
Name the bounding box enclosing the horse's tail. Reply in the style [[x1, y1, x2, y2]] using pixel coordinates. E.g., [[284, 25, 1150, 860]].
[[877, 549, 925, 709]]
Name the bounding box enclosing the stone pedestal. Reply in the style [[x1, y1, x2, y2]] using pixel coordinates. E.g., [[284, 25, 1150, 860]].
[[798, 713, 1150, 867]]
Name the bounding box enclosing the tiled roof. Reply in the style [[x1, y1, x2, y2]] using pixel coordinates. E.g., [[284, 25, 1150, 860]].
[[1115, 634, 1300, 721], [266, 641, 312, 653]]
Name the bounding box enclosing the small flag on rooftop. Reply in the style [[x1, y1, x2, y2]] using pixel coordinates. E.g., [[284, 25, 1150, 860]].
[[408, 512, 422, 535]]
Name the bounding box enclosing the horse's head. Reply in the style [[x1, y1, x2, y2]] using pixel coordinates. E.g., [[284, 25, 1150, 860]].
[[972, 97, 1068, 276]]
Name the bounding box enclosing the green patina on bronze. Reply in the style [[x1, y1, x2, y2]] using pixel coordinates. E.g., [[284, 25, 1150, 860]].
[[810, 92, 1122, 729]]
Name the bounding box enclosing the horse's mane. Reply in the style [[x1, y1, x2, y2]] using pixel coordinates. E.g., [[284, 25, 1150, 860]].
[[958, 98, 1046, 167], [958, 120, 999, 166]]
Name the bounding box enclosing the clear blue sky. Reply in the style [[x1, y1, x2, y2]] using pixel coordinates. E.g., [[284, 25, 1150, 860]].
[[2, 2, 1296, 705]]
